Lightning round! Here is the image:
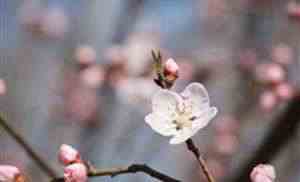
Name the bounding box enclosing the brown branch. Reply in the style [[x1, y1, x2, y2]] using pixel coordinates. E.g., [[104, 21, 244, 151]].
[[50, 164, 181, 182], [228, 95, 300, 182], [186, 139, 215, 182], [0, 115, 58, 178]]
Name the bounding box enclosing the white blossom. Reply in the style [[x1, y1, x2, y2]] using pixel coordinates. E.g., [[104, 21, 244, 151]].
[[145, 83, 217, 144]]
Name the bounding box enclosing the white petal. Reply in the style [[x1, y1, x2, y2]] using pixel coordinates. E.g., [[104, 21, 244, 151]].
[[181, 83, 210, 113], [145, 113, 177, 136], [192, 107, 218, 130], [169, 127, 193, 144], [152, 89, 183, 117]]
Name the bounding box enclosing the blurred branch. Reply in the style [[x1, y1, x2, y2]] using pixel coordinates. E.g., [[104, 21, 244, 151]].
[[0, 115, 58, 178], [51, 164, 181, 182], [229, 95, 300, 182]]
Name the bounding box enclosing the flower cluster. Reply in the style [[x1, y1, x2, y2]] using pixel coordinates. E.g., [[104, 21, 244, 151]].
[[239, 45, 296, 112], [58, 144, 88, 182]]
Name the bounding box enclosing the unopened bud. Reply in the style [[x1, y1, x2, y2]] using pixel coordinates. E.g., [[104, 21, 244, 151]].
[[58, 144, 81, 166], [259, 91, 278, 112], [163, 58, 179, 83], [0, 165, 21, 182], [274, 83, 294, 101], [255, 63, 285, 84], [250, 164, 276, 182], [287, 2, 300, 19], [64, 163, 88, 182]]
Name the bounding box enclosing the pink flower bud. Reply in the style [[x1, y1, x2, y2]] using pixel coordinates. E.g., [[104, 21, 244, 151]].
[[58, 144, 81, 165], [163, 58, 179, 82], [0, 165, 21, 182], [287, 2, 300, 19], [250, 164, 276, 182], [274, 83, 294, 101], [64, 163, 88, 182], [255, 63, 285, 84], [259, 91, 277, 112]]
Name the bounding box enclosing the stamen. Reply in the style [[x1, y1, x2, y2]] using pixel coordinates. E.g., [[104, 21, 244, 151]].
[[172, 120, 182, 130], [189, 116, 197, 121]]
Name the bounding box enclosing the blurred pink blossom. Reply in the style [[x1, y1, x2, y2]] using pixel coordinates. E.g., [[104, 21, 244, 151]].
[[58, 144, 81, 166], [214, 115, 239, 135], [79, 66, 104, 89], [255, 63, 286, 84], [0, 79, 7, 95], [250, 164, 276, 182], [75, 45, 97, 66], [0, 165, 21, 182], [259, 91, 278, 112], [214, 134, 239, 155], [64, 163, 88, 182], [287, 1, 300, 19], [274, 82, 294, 101]]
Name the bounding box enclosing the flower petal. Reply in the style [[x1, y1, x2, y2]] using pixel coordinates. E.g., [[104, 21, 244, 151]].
[[169, 127, 193, 144], [181, 83, 210, 113], [152, 89, 183, 116], [145, 113, 177, 136], [169, 107, 217, 145], [192, 107, 218, 130]]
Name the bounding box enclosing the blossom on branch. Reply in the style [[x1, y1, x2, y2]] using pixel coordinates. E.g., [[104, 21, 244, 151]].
[[250, 164, 276, 182], [163, 58, 179, 83], [64, 163, 88, 182], [145, 82, 217, 144], [0, 165, 22, 182], [58, 144, 81, 166]]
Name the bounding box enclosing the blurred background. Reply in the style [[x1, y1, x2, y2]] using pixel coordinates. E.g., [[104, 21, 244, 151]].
[[1, 0, 300, 181]]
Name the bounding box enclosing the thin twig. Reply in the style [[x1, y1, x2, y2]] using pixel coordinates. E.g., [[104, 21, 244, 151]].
[[186, 139, 215, 182], [0, 115, 58, 178], [50, 164, 181, 182]]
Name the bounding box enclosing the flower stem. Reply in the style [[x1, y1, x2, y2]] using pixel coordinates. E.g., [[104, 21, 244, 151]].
[[0, 114, 58, 178], [186, 139, 215, 182]]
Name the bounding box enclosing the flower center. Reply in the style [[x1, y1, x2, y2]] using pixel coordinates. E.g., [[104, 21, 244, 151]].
[[172, 113, 196, 130]]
